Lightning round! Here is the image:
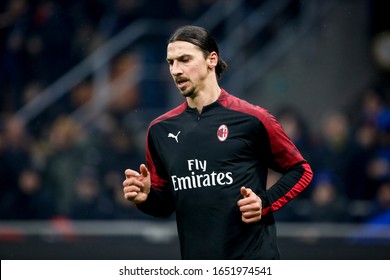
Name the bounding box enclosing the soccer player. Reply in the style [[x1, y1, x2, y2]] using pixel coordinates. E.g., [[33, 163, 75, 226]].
[[122, 25, 313, 259]]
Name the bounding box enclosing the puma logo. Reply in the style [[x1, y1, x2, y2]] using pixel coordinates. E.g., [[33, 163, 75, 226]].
[[168, 131, 181, 143]]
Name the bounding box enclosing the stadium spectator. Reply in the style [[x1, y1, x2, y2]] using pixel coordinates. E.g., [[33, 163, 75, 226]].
[[0, 167, 56, 220]]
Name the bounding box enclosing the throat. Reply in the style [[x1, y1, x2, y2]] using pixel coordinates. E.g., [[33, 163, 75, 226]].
[[186, 87, 221, 113]]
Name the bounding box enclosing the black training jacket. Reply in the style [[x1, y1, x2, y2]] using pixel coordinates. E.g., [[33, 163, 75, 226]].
[[137, 88, 313, 259]]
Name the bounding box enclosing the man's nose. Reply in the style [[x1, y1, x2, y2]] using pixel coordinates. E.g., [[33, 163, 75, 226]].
[[170, 61, 182, 75]]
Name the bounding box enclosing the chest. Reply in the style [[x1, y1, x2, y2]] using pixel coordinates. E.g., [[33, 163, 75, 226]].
[[151, 109, 263, 176]]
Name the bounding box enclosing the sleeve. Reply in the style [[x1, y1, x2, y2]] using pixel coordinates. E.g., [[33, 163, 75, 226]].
[[136, 125, 175, 218], [258, 110, 313, 216]]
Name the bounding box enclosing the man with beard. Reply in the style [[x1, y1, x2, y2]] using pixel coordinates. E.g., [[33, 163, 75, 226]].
[[122, 25, 313, 259]]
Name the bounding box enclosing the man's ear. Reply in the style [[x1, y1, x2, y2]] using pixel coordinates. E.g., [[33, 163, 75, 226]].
[[207, 51, 218, 68]]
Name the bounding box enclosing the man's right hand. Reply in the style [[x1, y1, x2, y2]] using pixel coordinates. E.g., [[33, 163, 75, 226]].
[[123, 164, 151, 204]]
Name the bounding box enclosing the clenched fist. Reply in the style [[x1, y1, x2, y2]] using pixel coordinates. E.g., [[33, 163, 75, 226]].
[[123, 164, 151, 204]]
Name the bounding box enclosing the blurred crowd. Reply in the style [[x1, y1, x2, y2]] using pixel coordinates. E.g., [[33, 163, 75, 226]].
[[1, 0, 390, 225], [273, 79, 390, 224]]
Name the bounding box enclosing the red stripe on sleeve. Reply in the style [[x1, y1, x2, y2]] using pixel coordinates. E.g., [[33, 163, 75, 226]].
[[262, 162, 313, 215]]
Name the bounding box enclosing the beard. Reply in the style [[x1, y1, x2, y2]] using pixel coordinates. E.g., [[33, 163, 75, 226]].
[[175, 77, 195, 98], [180, 86, 195, 98]]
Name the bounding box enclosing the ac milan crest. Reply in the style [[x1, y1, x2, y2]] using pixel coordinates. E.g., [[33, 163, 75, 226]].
[[217, 124, 229, 142]]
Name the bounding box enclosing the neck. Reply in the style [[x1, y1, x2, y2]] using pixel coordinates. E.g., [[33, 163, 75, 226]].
[[187, 83, 221, 112]]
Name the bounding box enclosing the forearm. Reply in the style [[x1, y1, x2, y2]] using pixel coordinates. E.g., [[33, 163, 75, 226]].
[[136, 187, 175, 218], [261, 162, 313, 215]]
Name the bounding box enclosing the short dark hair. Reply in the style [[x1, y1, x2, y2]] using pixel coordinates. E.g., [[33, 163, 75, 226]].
[[168, 25, 228, 79]]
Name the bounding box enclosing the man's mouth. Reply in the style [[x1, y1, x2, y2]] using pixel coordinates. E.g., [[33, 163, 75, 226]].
[[176, 78, 189, 88]]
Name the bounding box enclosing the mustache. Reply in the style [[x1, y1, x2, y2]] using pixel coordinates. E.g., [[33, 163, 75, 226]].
[[175, 77, 189, 83]]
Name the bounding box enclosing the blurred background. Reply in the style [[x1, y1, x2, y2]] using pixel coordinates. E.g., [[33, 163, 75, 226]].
[[1, 0, 390, 259]]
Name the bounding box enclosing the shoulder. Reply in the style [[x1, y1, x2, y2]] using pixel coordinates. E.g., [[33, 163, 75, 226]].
[[219, 88, 275, 125], [148, 102, 187, 129]]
